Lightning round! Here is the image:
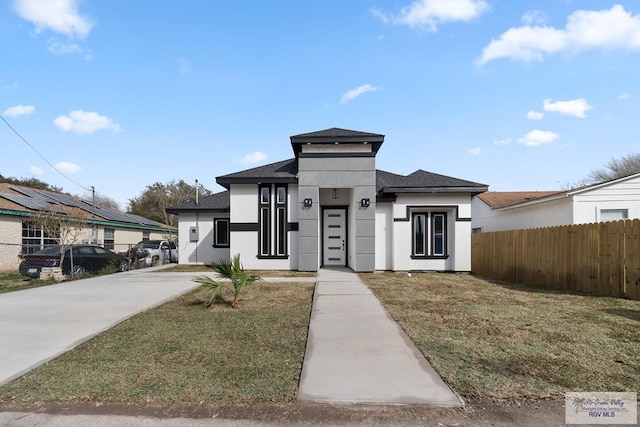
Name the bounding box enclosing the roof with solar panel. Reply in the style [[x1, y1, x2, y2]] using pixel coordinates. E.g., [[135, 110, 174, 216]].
[[0, 183, 173, 230]]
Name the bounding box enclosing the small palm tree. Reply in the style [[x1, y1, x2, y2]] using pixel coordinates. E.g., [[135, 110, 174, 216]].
[[192, 255, 261, 308]]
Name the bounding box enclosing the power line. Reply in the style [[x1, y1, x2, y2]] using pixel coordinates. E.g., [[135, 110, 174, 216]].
[[0, 113, 93, 192]]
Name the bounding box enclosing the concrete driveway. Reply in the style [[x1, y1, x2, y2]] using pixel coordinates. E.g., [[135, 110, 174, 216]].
[[0, 266, 201, 386]]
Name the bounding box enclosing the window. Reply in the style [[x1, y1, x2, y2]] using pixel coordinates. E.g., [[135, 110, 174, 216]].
[[21, 221, 58, 254], [104, 228, 115, 250], [142, 231, 150, 242], [600, 209, 628, 222], [214, 218, 230, 247], [258, 184, 288, 258], [412, 212, 448, 258]]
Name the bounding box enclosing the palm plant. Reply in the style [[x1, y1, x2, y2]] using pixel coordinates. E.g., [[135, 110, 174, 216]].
[[192, 255, 261, 308]]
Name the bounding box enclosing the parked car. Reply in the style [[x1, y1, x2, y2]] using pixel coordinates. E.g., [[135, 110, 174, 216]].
[[19, 245, 129, 278], [135, 240, 178, 264]]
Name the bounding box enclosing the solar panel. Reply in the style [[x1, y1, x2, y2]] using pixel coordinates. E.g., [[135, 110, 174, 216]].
[[39, 191, 86, 208], [0, 192, 67, 214]]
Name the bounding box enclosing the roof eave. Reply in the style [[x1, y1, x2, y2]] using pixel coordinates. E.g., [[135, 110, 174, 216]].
[[382, 186, 489, 194]]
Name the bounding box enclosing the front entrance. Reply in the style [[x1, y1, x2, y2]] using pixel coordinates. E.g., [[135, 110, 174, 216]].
[[322, 208, 346, 266]]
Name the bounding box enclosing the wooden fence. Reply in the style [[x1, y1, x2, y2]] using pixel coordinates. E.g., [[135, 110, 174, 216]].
[[471, 219, 640, 300]]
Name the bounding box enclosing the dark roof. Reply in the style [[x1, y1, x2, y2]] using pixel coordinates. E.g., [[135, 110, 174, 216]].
[[377, 169, 488, 194], [290, 127, 385, 156], [165, 190, 230, 213], [216, 159, 297, 189]]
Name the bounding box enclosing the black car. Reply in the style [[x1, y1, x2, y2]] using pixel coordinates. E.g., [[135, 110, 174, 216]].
[[19, 245, 129, 278]]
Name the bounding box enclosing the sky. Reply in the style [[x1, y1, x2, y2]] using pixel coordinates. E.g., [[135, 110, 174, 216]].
[[1, 0, 639, 210]]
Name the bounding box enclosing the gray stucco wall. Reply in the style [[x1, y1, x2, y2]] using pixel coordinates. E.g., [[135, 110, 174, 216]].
[[297, 155, 376, 272]]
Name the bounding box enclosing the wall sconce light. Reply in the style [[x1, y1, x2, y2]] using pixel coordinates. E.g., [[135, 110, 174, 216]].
[[360, 198, 370, 209], [303, 198, 313, 209], [332, 188, 339, 199]]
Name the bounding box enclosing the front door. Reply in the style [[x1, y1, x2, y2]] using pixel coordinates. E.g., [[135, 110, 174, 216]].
[[323, 208, 346, 266]]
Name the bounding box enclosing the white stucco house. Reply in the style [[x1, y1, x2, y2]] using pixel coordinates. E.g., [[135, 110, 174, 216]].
[[167, 128, 488, 272], [471, 172, 640, 233]]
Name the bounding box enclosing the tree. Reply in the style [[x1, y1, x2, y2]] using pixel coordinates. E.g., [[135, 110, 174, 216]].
[[128, 180, 212, 227], [563, 153, 640, 190], [192, 255, 261, 308], [32, 209, 88, 279], [78, 191, 121, 211], [0, 174, 62, 192], [588, 153, 640, 183]]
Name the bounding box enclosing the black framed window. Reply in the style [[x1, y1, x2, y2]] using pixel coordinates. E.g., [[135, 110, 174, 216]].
[[258, 184, 288, 258], [412, 212, 447, 258], [213, 218, 230, 247]]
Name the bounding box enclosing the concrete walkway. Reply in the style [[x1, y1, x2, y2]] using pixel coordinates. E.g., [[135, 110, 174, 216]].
[[297, 268, 462, 406], [0, 266, 201, 386]]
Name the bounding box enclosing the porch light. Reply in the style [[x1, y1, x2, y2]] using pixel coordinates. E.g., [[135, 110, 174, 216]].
[[360, 198, 370, 208], [303, 198, 313, 208]]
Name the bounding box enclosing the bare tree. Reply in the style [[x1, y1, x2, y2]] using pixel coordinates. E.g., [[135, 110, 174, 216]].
[[588, 153, 640, 183], [33, 209, 88, 277], [564, 153, 640, 190], [78, 190, 122, 211]]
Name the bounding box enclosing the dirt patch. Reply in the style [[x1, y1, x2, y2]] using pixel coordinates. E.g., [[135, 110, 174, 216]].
[[0, 399, 567, 426]]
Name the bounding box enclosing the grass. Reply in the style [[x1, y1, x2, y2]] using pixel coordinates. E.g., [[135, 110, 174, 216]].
[[0, 273, 56, 294], [0, 281, 314, 404], [360, 272, 640, 401]]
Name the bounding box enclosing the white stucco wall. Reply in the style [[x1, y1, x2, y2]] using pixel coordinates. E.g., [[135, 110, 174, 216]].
[[389, 193, 472, 272], [177, 212, 230, 264], [471, 196, 573, 232], [375, 203, 393, 270], [228, 184, 299, 270]]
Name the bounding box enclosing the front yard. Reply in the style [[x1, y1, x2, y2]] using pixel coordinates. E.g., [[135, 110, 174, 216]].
[[0, 271, 637, 408], [0, 273, 55, 294], [361, 272, 640, 400]]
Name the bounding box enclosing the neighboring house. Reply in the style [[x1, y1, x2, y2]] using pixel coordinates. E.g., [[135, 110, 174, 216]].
[[471, 172, 640, 233], [0, 183, 176, 272], [167, 128, 487, 272]]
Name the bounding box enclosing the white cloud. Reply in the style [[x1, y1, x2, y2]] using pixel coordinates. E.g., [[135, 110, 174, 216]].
[[518, 129, 559, 147], [467, 147, 481, 156], [478, 5, 640, 65], [340, 84, 380, 104], [47, 38, 92, 59], [527, 110, 544, 120], [3, 105, 35, 117], [29, 166, 43, 176], [493, 138, 511, 145], [618, 92, 631, 100], [521, 10, 547, 26], [373, 0, 489, 31], [240, 151, 267, 165], [13, 0, 93, 38], [54, 161, 81, 174], [53, 110, 122, 134], [543, 98, 592, 118]]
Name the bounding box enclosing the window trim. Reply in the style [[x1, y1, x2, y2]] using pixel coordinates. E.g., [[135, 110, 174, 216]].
[[411, 211, 449, 259], [213, 218, 230, 248], [257, 184, 289, 259], [104, 227, 115, 250]]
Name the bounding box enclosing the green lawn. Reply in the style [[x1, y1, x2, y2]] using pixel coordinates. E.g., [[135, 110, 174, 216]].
[[0, 273, 56, 294], [0, 281, 315, 404], [361, 272, 640, 400]]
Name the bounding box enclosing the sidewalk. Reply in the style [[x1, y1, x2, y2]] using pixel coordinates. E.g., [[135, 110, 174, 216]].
[[297, 267, 463, 406]]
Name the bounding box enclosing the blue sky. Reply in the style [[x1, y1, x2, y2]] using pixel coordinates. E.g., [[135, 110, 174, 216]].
[[1, 0, 639, 209]]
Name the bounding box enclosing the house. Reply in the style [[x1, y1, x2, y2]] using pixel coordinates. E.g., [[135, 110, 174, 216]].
[[0, 183, 176, 272], [471, 172, 640, 233], [167, 128, 487, 272]]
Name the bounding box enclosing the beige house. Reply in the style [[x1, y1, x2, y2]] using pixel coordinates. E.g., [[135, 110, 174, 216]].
[[0, 184, 175, 272]]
